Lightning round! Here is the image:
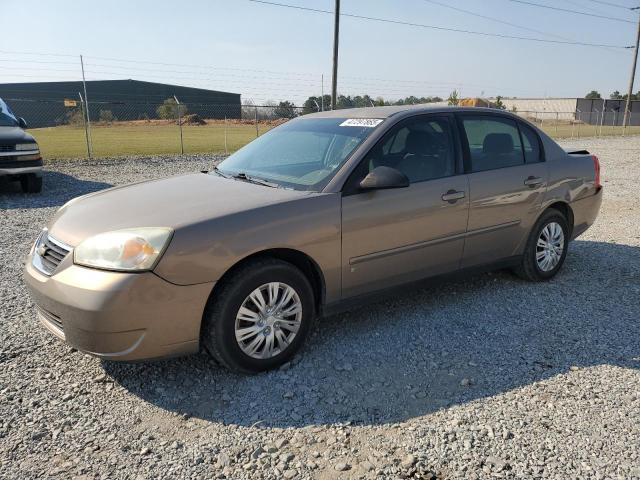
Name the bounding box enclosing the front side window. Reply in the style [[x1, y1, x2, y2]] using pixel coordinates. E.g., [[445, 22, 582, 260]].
[[362, 116, 456, 184], [216, 118, 378, 191], [461, 116, 524, 172]]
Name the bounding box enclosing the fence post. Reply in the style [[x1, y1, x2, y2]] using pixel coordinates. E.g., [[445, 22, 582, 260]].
[[174, 95, 184, 155], [255, 106, 259, 137], [79, 56, 93, 158], [224, 116, 228, 155], [78, 92, 91, 159], [571, 110, 576, 138]]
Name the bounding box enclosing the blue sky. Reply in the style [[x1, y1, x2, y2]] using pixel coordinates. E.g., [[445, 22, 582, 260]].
[[1, 0, 638, 103]]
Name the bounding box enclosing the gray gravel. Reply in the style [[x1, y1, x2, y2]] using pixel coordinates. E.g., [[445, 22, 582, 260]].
[[1, 138, 639, 479]]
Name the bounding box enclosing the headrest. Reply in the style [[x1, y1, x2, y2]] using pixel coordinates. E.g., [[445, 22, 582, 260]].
[[483, 133, 514, 155], [405, 130, 434, 155]]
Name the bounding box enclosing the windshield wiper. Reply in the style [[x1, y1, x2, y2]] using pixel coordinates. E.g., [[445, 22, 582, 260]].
[[212, 165, 231, 178], [231, 172, 280, 188]]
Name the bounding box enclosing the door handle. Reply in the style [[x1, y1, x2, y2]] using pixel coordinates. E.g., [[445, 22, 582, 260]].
[[524, 176, 543, 188], [442, 190, 465, 203]]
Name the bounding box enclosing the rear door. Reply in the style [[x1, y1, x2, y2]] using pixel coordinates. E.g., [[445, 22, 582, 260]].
[[457, 114, 548, 267], [340, 114, 469, 298]]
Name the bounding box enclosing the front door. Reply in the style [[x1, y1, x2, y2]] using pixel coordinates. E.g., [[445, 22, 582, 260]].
[[341, 114, 470, 299], [457, 115, 549, 267]]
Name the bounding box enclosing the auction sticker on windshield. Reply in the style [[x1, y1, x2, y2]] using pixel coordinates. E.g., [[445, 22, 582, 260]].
[[339, 118, 383, 128]]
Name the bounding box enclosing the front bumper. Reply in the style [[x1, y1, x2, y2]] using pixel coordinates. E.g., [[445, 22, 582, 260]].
[[0, 155, 43, 176], [24, 252, 214, 361]]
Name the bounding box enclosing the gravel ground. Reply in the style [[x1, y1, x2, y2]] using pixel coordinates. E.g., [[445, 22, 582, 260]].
[[1, 137, 639, 479]]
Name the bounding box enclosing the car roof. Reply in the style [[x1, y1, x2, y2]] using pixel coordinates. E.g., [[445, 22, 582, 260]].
[[301, 104, 518, 119]]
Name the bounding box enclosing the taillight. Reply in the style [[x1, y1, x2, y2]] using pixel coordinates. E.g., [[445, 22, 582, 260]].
[[592, 155, 601, 189]]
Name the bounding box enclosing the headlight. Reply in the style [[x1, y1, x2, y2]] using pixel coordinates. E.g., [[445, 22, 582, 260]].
[[15, 143, 39, 151], [74, 228, 173, 271]]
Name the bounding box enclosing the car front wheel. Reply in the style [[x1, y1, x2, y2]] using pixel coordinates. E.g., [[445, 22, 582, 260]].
[[201, 258, 315, 373], [514, 208, 569, 281]]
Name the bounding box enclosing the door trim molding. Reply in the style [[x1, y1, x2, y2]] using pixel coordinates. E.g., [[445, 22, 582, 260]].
[[348, 220, 520, 266], [349, 230, 467, 265], [465, 220, 521, 238]]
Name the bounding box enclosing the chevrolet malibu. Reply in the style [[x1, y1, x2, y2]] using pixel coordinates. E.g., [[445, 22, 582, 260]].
[[25, 106, 602, 372]]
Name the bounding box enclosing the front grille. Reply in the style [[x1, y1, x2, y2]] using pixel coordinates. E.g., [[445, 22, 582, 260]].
[[0, 144, 14, 152], [33, 232, 72, 276]]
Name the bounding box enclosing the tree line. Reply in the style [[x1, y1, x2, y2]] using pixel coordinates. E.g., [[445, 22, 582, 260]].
[[585, 90, 640, 101]]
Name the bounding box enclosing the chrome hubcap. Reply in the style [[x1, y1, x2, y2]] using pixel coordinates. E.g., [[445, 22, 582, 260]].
[[536, 222, 565, 272], [234, 282, 302, 359]]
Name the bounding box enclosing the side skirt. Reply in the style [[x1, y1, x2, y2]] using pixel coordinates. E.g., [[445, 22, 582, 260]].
[[319, 255, 522, 318]]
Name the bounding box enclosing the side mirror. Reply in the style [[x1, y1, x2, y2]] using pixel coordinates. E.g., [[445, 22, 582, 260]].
[[359, 166, 409, 191], [18, 117, 28, 129]]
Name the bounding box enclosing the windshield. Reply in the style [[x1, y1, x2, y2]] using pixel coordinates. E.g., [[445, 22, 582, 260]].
[[215, 117, 381, 191], [0, 99, 18, 127]]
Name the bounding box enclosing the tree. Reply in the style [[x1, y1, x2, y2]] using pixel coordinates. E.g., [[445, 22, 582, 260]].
[[99, 109, 116, 123], [447, 90, 460, 106], [610, 91, 623, 100], [585, 90, 601, 99], [156, 98, 187, 121], [273, 101, 298, 119], [65, 107, 85, 126], [336, 95, 355, 109], [494, 96, 506, 110], [302, 95, 331, 114]]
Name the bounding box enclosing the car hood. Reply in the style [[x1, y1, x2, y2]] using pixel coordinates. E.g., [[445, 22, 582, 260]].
[[48, 173, 316, 246], [0, 126, 34, 143]]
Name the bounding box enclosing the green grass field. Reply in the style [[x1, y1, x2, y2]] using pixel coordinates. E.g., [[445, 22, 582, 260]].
[[30, 123, 273, 159], [28, 120, 640, 160]]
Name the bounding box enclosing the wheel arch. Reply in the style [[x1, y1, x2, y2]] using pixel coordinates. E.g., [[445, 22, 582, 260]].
[[205, 248, 326, 315], [543, 201, 574, 237]]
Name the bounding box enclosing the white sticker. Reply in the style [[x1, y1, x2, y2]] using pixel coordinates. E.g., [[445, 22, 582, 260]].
[[339, 118, 383, 128]]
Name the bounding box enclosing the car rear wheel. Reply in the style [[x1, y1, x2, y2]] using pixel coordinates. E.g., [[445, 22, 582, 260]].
[[20, 173, 42, 193], [201, 258, 315, 373], [514, 208, 569, 281]]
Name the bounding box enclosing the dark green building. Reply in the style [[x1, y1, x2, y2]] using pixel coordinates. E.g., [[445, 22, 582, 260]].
[[0, 79, 240, 127]]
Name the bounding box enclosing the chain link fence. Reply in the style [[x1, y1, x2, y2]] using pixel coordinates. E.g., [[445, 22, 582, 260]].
[[5, 97, 640, 159]]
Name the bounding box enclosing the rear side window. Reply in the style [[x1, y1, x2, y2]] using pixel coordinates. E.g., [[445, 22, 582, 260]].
[[461, 117, 524, 172], [520, 123, 543, 164]]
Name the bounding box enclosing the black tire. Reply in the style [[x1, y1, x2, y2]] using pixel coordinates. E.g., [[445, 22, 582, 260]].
[[201, 258, 315, 373], [20, 173, 43, 193], [514, 208, 569, 281]]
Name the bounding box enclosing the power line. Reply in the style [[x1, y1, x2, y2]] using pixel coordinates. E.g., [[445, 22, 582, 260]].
[[505, 0, 636, 23], [422, 0, 626, 56], [585, 0, 639, 10], [0, 56, 514, 90], [247, 0, 633, 47], [422, 0, 586, 42]]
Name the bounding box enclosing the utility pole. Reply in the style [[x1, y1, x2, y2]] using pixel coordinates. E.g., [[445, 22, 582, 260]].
[[79, 55, 92, 158], [331, 0, 340, 110], [321, 74, 324, 111], [624, 9, 640, 127]]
